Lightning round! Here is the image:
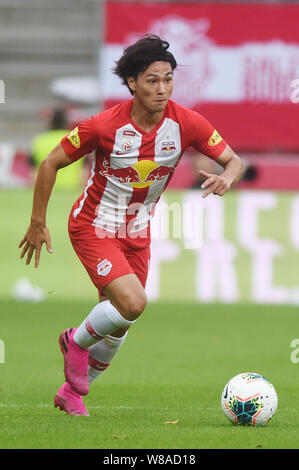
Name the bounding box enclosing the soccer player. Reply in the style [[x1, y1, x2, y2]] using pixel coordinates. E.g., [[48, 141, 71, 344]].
[[19, 35, 244, 416]]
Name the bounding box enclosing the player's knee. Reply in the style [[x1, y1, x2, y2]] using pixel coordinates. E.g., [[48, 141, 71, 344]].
[[120, 292, 147, 321]]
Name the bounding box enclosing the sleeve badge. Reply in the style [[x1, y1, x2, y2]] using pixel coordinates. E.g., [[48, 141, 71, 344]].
[[67, 127, 81, 148], [208, 129, 223, 146]]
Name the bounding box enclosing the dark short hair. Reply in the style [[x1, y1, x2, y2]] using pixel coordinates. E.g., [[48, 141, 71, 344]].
[[113, 34, 177, 95]]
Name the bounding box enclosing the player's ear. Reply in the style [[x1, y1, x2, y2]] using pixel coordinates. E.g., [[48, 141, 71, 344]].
[[127, 77, 136, 94]]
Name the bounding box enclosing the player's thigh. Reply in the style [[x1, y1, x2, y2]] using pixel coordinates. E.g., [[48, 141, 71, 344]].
[[125, 245, 150, 290], [103, 273, 147, 321], [70, 226, 148, 321], [102, 244, 150, 320], [69, 227, 135, 298]]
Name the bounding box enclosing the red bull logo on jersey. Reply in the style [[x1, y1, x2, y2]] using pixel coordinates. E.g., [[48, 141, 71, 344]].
[[161, 140, 176, 157], [99, 158, 174, 189], [97, 258, 112, 277]]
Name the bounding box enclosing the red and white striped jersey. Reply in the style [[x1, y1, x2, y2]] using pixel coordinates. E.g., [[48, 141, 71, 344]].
[[61, 99, 226, 241]]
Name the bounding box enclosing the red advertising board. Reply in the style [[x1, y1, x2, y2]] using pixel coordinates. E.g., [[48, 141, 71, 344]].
[[101, 2, 299, 153]]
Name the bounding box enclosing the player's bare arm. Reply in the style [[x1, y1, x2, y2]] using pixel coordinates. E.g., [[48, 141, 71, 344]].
[[199, 145, 244, 198], [19, 143, 73, 268]]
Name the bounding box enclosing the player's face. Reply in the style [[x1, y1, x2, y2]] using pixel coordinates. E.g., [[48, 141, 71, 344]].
[[128, 61, 174, 114]]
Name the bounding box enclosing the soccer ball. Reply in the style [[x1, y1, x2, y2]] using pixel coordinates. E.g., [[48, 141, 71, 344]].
[[221, 372, 278, 426]]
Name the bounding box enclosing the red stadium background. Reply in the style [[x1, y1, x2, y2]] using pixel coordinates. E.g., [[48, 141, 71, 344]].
[[101, 2, 299, 154]]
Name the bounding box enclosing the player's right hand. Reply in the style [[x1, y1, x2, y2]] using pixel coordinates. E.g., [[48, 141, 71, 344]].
[[19, 224, 53, 268]]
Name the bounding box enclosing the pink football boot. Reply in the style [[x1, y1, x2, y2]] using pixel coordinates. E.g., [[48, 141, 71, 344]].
[[59, 328, 89, 395], [54, 382, 90, 416]]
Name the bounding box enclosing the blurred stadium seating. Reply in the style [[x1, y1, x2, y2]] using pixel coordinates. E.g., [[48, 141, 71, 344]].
[[0, 0, 101, 149]]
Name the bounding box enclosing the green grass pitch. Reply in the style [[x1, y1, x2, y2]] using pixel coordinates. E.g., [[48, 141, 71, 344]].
[[1, 189, 299, 449], [1, 300, 299, 449]]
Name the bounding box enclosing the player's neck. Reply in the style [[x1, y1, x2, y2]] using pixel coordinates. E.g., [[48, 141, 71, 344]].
[[130, 100, 165, 133]]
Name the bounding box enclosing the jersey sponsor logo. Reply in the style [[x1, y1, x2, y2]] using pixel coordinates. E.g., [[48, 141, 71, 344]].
[[99, 158, 174, 188], [100, 158, 141, 184], [123, 130, 136, 137], [67, 127, 80, 148], [161, 140, 176, 157], [208, 129, 222, 146], [144, 163, 175, 183], [97, 258, 112, 276]]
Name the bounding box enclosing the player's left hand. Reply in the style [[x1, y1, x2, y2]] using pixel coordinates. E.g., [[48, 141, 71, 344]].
[[19, 223, 53, 268], [199, 170, 232, 198]]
